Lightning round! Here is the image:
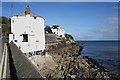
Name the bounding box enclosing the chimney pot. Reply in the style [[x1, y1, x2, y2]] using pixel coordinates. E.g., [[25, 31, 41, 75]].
[[25, 5, 30, 15]]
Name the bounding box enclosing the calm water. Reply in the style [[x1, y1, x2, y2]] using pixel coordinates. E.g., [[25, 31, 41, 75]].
[[77, 41, 120, 74]]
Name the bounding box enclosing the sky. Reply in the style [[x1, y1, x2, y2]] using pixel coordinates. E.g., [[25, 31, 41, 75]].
[[1, 0, 119, 2], [1, 2, 119, 40]]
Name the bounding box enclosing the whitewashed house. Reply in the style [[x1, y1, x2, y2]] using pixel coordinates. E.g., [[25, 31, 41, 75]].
[[9, 6, 45, 54], [51, 25, 65, 37]]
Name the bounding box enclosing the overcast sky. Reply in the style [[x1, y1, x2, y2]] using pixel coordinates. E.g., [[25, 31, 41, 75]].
[[1, 2, 118, 40]]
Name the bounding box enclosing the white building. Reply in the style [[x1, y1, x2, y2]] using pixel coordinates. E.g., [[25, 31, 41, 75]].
[[9, 6, 45, 54], [51, 25, 65, 37]]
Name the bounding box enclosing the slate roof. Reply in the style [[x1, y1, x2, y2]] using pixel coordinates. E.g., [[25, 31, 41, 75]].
[[51, 25, 64, 30], [15, 12, 45, 20]]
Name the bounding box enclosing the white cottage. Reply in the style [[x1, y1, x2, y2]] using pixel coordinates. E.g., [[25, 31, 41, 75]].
[[9, 6, 45, 54], [51, 25, 65, 37]]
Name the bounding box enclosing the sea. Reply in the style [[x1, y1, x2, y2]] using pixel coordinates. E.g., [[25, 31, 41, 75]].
[[77, 41, 120, 74]]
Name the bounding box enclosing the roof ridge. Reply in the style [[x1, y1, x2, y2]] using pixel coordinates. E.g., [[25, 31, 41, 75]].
[[13, 12, 45, 20]]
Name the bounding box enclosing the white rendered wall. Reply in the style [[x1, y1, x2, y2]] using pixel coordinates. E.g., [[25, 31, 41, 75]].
[[9, 34, 14, 43], [10, 15, 45, 53]]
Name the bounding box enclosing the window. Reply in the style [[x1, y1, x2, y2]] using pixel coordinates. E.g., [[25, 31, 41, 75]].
[[34, 17, 37, 19], [22, 34, 28, 42], [60, 35, 62, 37], [14, 40, 17, 42], [12, 20, 14, 23], [13, 34, 15, 39]]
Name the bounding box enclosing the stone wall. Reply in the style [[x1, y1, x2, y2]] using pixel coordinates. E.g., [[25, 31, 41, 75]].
[[45, 34, 57, 44]]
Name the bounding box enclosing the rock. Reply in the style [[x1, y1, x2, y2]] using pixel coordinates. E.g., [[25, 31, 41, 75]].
[[67, 74, 71, 77], [30, 43, 111, 79], [96, 72, 102, 78], [71, 75, 76, 78]]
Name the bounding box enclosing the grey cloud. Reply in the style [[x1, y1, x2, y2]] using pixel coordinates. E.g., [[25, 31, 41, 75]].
[[114, 6, 120, 9], [93, 16, 118, 33], [75, 34, 96, 40], [92, 28, 112, 33], [105, 16, 118, 27]]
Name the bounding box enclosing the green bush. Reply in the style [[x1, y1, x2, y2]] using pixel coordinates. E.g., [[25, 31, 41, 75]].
[[65, 34, 74, 40], [0, 16, 10, 36], [45, 25, 53, 33]]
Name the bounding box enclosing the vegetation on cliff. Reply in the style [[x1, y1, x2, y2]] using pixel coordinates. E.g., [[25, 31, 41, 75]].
[[45, 25, 53, 34], [65, 34, 74, 40], [0, 16, 11, 36]]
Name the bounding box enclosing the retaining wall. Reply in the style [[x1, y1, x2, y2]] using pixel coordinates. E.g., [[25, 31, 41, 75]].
[[9, 42, 43, 78]]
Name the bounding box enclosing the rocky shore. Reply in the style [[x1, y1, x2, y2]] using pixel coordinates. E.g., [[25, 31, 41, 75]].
[[29, 43, 119, 79], [46, 44, 109, 79]]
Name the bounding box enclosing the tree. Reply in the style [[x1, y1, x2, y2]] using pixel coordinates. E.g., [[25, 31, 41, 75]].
[[0, 16, 10, 25], [0, 16, 11, 36], [45, 25, 53, 33], [65, 34, 74, 40]]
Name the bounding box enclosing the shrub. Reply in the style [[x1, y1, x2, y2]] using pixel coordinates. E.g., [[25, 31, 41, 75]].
[[45, 25, 53, 33], [65, 34, 74, 40]]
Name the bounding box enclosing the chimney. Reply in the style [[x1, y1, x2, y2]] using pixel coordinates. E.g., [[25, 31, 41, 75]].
[[25, 5, 30, 15]]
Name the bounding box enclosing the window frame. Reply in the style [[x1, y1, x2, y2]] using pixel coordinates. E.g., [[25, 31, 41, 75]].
[[22, 34, 28, 42]]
